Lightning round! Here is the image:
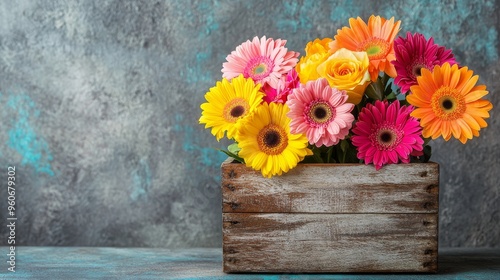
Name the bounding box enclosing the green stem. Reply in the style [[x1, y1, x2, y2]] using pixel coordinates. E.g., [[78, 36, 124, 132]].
[[326, 146, 334, 163], [312, 146, 324, 163]]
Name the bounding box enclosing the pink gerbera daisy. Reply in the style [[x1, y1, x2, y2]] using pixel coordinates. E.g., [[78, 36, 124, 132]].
[[393, 32, 457, 93], [286, 78, 355, 147], [222, 36, 299, 88], [351, 100, 424, 170], [262, 69, 300, 104]]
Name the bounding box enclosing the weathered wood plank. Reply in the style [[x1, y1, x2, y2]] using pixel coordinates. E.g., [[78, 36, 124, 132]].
[[223, 213, 438, 273], [221, 159, 439, 213]]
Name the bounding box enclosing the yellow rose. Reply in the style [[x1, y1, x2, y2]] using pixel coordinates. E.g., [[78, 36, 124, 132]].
[[296, 53, 329, 83], [296, 38, 333, 84], [305, 38, 332, 56], [316, 48, 371, 104]]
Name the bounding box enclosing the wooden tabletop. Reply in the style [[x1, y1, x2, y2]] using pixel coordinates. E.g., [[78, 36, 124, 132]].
[[1, 247, 499, 279]]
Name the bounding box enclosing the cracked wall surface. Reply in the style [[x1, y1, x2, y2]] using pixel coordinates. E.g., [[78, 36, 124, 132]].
[[0, 0, 498, 248]]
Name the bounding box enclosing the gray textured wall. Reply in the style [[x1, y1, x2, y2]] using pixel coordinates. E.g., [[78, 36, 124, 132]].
[[0, 0, 498, 248]]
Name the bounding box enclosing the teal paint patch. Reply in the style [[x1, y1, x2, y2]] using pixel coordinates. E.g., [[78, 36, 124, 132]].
[[182, 0, 220, 84], [197, 0, 220, 36], [173, 114, 226, 181], [478, 27, 498, 61], [276, 1, 313, 33], [329, 3, 362, 24], [130, 158, 152, 201], [5, 93, 54, 176], [381, 0, 499, 64]]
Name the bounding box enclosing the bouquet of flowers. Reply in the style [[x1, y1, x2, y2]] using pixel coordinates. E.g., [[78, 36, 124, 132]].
[[199, 15, 493, 178]]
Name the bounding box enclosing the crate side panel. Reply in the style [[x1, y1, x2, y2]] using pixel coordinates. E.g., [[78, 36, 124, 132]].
[[221, 161, 439, 214], [223, 213, 438, 273]]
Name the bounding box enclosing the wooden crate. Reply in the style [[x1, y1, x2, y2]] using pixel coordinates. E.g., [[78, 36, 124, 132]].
[[221, 158, 439, 273]]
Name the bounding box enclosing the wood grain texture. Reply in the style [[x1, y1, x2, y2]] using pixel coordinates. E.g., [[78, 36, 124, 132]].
[[223, 213, 438, 273], [222, 158, 439, 214], [221, 159, 439, 273]]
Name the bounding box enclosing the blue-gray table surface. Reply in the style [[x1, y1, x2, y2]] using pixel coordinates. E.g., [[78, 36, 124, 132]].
[[0, 247, 499, 279]]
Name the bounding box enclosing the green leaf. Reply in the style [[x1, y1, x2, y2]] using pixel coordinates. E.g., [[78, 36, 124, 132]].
[[334, 142, 346, 163], [326, 146, 334, 163], [365, 82, 383, 101], [228, 143, 241, 154], [338, 139, 359, 163], [311, 146, 324, 163], [385, 91, 397, 101], [218, 149, 244, 163], [399, 98, 410, 106], [340, 139, 349, 152], [381, 73, 391, 85]]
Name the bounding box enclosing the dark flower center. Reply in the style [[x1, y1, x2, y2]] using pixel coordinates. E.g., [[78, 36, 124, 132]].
[[230, 105, 245, 118], [263, 130, 281, 148], [432, 88, 466, 121], [257, 124, 288, 155], [442, 99, 453, 110], [223, 98, 249, 123], [380, 131, 392, 143], [415, 66, 422, 76], [371, 126, 403, 151], [314, 107, 327, 119], [308, 101, 335, 126], [409, 61, 428, 78]]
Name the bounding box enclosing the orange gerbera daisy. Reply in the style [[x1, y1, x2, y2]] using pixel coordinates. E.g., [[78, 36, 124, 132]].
[[407, 63, 493, 144], [330, 15, 401, 81]]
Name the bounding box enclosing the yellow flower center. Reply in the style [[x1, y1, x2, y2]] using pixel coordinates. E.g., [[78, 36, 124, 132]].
[[257, 124, 288, 155], [360, 37, 390, 60], [431, 86, 466, 120], [223, 98, 249, 123]]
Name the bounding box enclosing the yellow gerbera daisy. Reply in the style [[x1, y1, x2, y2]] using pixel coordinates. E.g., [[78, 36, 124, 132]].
[[407, 63, 493, 144], [329, 15, 401, 81], [199, 75, 264, 141], [236, 102, 312, 178]]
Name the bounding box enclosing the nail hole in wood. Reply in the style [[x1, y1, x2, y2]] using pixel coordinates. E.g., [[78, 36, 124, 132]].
[[422, 220, 431, 226], [423, 202, 433, 209], [424, 249, 433, 255], [225, 184, 236, 191], [426, 184, 437, 193], [229, 202, 240, 210], [228, 169, 237, 178], [419, 171, 428, 177]]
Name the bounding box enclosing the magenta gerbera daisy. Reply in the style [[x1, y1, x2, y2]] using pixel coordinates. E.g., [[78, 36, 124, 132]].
[[286, 78, 355, 147], [351, 100, 424, 170], [222, 36, 299, 89], [392, 32, 457, 94], [262, 69, 300, 104]]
